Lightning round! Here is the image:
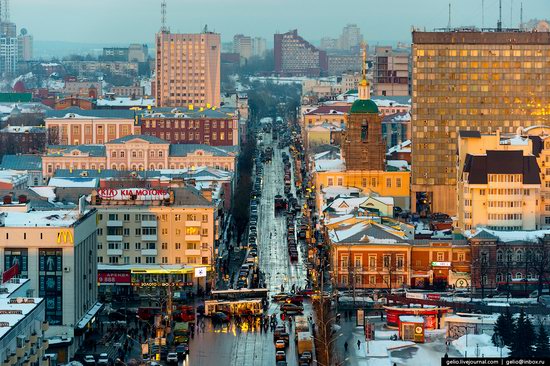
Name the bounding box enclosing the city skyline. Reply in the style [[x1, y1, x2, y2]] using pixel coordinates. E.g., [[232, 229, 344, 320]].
[[12, 0, 548, 44]]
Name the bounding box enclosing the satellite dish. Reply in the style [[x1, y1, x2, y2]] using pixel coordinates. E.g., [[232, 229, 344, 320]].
[[20, 28, 28, 36]]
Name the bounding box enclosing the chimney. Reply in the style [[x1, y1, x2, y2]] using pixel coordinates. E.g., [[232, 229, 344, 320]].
[[201, 188, 213, 202]]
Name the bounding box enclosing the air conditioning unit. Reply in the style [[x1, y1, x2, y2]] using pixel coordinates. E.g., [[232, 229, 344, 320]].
[[63, 267, 71, 273]]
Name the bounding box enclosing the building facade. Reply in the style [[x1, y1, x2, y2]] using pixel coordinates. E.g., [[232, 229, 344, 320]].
[[0, 126, 46, 156], [155, 32, 221, 108], [327, 54, 361, 76], [373, 46, 410, 96], [274, 30, 328, 77], [411, 30, 550, 215], [233, 34, 252, 62]]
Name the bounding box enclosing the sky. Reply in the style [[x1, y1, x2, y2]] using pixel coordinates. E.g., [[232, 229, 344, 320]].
[[11, 0, 549, 45]]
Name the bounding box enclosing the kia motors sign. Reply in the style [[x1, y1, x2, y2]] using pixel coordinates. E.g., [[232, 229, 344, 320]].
[[97, 188, 169, 201]]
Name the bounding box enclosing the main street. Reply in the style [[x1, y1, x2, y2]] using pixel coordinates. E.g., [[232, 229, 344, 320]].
[[189, 127, 312, 366]]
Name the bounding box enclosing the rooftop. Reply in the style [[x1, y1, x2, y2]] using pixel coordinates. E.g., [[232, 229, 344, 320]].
[[108, 134, 169, 144], [0, 155, 42, 171], [0, 296, 43, 340], [0, 209, 89, 227]]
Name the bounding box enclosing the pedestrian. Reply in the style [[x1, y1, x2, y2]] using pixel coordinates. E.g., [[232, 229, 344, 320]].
[[344, 341, 348, 352], [357, 339, 361, 349]]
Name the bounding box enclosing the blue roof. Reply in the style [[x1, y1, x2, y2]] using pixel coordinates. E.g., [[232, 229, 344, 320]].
[[53, 167, 231, 180], [46, 145, 106, 157], [108, 135, 169, 144], [0, 155, 42, 170], [169, 144, 234, 157]]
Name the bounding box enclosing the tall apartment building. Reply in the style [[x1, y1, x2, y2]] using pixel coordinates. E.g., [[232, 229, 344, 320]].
[[17, 29, 32, 62], [253, 37, 266, 57], [233, 34, 253, 61], [373, 46, 410, 96], [0, 34, 17, 76], [274, 29, 327, 77], [339, 24, 363, 51], [155, 31, 221, 108], [327, 54, 361, 76], [411, 30, 550, 215]]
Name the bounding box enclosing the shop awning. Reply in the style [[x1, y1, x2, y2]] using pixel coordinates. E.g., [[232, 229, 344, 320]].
[[75, 302, 103, 330]]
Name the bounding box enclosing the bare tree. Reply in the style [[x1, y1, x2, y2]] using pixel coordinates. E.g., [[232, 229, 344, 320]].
[[529, 237, 550, 299]]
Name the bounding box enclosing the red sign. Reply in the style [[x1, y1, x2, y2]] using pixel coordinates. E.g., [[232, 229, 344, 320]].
[[426, 294, 441, 301], [98, 271, 131, 284], [98, 188, 168, 200], [2, 263, 19, 283]]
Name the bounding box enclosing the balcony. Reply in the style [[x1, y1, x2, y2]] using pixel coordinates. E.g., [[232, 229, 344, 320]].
[[106, 235, 123, 242], [185, 249, 201, 256], [107, 248, 123, 256], [186, 220, 202, 227], [185, 234, 202, 241], [141, 249, 158, 256], [107, 220, 123, 227], [141, 220, 157, 227], [141, 234, 158, 241]]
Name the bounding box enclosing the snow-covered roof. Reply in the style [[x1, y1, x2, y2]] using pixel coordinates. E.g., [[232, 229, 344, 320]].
[[387, 140, 411, 154], [0, 169, 28, 185], [465, 228, 550, 243], [330, 222, 369, 243], [500, 135, 529, 146], [96, 97, 155, 107], [30, 186, 56, 200], [0, 296, 43, 339], [324, 197, 368, 213], [321, 186, 361, 199], [386, 160, 409, 171], [399, 315, 424, 323], [315, 158, 345, 172], [0, 125, 45, 133], [48, 177, 99, 188], [452, 333, 509, 358], [1, 209, 87, 227]]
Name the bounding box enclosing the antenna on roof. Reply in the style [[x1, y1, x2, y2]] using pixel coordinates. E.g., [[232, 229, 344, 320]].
[[447, 3, 452, 30], [520, 2, 523, 30], [510, 0, 513, 28], [3, 0, 8, 22], [497, 0, 502, 30], [203, 24, 209, 33], [160, 0, 168, 33], [481, 0, 485, 28]]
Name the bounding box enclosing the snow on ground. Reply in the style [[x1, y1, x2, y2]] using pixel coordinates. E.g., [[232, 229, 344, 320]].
[[375, 330, 399, 339], [452, 333, 509, 358], [364, 340, 416, 357]]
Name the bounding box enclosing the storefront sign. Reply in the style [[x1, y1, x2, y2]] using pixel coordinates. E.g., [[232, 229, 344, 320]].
[[0, 322, 9, 327], [8, 297, 35, 304], [2, 263, 19, 283], [431, 262, 451, 267], [0, 310, 23, 314], [406, 292, 426, 300], [132, 282, 193, 287], [98, 271, 131, 284], [194, 267, 207, 278], [356, 309, 365, 327], [57, 230, 74, 244], [98, 188, 169, 200], [426, 294, 441, 301]]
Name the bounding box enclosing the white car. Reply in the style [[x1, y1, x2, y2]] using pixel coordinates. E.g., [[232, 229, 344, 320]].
[[83, 355, 95, 365], [97, 353, 109, 365], [166, 353, 178, 364]]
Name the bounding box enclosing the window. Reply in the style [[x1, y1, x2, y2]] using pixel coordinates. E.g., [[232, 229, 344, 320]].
[[123, 228, 130, 236], [369, 275, 376, 285], [436, 252, 444, 261], [123, 214, 130, 221], [161, 242, 168, 250], [496, 273, 503, 283], [135, 242, 141, 250], [396, 255, 404, 270], [145, 257, 156, 264], [123, 242, 130, 250], [186, 226, 200, 235], [354, 255, 362, 269], [201, 228, 208, 236], [368, 256, 376, 270], [340, 255, 349, 269], [386, 178, 392, 188], [341, 275, 348, 285], [383, 255, 390, 269], [98, 256, 103, 263], [515, 272, 523, 280], [123, 256, 130, 264], [175, 257, 181, 264], [337, 177, 343, 186], [355, 275, 362, 285], [202, 214, 208, 223], [175, 243, 181, 250], [97, 242, 103, 250], [135, 228, 141, 235], [458, 252, 465, 262], [396, 178, 401, 188], [109, 257, 119, 264], [135, 257, 141, 264], [97, 228, 103, 235], [162, 257, 168, 264], [108, 213, 118, 220]]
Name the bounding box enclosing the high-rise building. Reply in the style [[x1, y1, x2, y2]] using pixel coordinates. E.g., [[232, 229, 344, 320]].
[[253, 37, 266, 57], [320, 37, 338, 50], [155, 31, 221, 108], [341, 48, 385, 171], [17, 28, 32, 61], [338, 24, 363, 51], [274, 29, 327, 77], [233, 34, 253, 62], [373, 46, 410, 96], [0, 34, 17, 76], [411, 30, 550, 215], [128, 43, 148, 62]]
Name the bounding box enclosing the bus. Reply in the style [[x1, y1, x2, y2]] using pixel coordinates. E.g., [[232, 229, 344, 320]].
[[204, 299, 263, 316], [210, 288, 269, 301]]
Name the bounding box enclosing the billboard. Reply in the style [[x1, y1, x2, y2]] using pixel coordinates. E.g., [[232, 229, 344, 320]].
[[97, 188, 169, 201]]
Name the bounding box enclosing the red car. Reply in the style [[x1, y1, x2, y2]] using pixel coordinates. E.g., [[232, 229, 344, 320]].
[[297, 288, 315, 297]]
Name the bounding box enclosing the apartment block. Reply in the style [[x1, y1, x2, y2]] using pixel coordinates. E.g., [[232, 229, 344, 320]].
[[373, 46, 410, 97], [274, 29, 327, 77]]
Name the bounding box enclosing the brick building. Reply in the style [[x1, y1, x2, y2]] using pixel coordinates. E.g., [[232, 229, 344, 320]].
[[0, 125, 46, 157]]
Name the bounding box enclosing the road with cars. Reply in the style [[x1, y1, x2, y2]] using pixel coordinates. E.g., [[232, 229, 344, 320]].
[[188, 126, 312, 366]]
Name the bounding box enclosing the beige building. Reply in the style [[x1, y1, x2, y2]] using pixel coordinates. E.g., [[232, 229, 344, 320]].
[[91, 187, 216, 281], [233, 34, 253, 62], [155, 31, 221, 108], [457, 130, 541, 231], [373, 46, 410, 97], [45, 113, 140, 145], [0, 201, 98, 357], [42, 135, 237, 178], [411, 31, 550, 215]]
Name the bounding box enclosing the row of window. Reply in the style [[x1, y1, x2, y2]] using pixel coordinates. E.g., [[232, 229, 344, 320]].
[[98, 256, 208, 264], [340, 274, 406, 286], [488, 213, 523, 220], [99, 242, 208, 250], [98, 227, 209, 237], [326, 177, 402, 189], [144, 120, 229, 129], [488, 174, 523, 183], [99, 213, 209, 223], [416, 49, 546, 58]]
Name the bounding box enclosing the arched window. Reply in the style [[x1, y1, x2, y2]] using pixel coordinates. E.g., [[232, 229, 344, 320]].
[[361, 119, 368, 141], [159, 151, 163, 157], [506, 250, 513, 263], [120, 151, 125, 158], [111, 164, 117, 170], [496, 250, 503, 262], [158, 164, 163, 169], [99, 164, 105, 170], [112, 151, 117, 158], [120, 164, 126, 170], [138, 151, 143, 158], [132, 165, 137, 171], [515, 272, 523, 280], [149, 164, 155, 170], [139, 165, 144, 171], [507, 273, 512, 281], [132, 151, 137, 158], [515, 249, 524, 263], [91, 164, 96, 170], [150, 150, 155, 157], [170, 165, 175, 169], [527, 272, 534, 280], [33, 178, 39, 185], [496, 273, 503, 283]]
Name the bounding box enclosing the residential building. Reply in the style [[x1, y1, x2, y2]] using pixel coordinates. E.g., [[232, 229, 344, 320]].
[[155, 31, 221, 108], [320, 37, 338, 50], [45, 113, 140, 145], [0, 34, 17, 77], [382, 112, 411, 150], [252, 37, 266, 57], [338, 24, 363, 51], [62, 81, 102, 98], [233, 34, 253, 62], [373, 46, 410, 96], [102, 47, 129, 61], [110, 85, 145, 98], [457, 130, 541, 231], [17, 30, 32, 62], [139, 108, 239, 146], [128, 44, 149, 63], [91, 186, 216, 293], [327, 54, 361, 76], [0, 279, 48, 366], [411, 30, 550, 215], [0, 155, 42, 186], [0, 201, 99, 358], [274, 29, 328, 77], [0, 126, 46, 156], [42, 135, 237, 177], [63, 61, 139, 76]]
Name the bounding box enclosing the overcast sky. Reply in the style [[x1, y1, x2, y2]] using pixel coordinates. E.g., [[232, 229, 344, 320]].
[[12, 0, 549, 44]]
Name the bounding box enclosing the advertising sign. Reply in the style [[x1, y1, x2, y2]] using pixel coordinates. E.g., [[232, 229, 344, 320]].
[[2, 263, 19, 283], [194, 267, 207, 278], [431, 262, 451, 267], [426, 293, 441, 301], [98, 188, 169, 201], [98, 271, 131, 284], [356, 309, 365, 327], [405, 292, 426, 300], [57, 230, 74, 244]]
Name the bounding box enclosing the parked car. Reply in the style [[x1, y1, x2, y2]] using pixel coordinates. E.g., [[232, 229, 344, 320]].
[[83, 355, 95, 365], [97, 353, 109, 366], [272, 293, 290, 302], [275, 340, 286, 349], [166, 353, 178, 364], [280, 303, 304, 314], [275, 351, 286, 361], [175, 344, 189, 358]]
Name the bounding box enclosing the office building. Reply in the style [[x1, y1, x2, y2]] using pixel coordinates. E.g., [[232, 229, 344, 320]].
[[0, 34, 17, 76], [233, 34, 252, 62], [274, 29, 327, 77], [155, 31, 221, 108], [0, 200, 99, 357], [252, 37, 266, 57], [327, 54, 361, 76], [338, 24, 363, 51], [17, 29, 32, 62], [411, 30, 550, 215], [373, 46, 410, 96]]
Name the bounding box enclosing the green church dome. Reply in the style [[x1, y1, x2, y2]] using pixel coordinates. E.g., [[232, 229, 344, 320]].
[[350, 99, 379, 114]]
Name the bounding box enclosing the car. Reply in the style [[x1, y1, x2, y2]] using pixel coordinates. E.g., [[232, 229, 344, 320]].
[[150, 362, 160, 366], [297, 288, 315, 297], [286, 295, 304, 305], [97, 353, 109, 366], [274, 331, 290, 343], [166, 353, 178, 364], [280, 303, 304, 314], [300, 351, 312, 363], [272, 293, 290, 302], [83, 355, 95, 365], [275, 351, 286, 361], [275, 340, 286, 349], [175, 344, 189, 358]]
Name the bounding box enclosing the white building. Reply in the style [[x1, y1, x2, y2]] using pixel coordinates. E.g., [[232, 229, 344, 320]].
[[17, 31, 32, 62], [0, 199, 99, 359], [0, 35, 18, 76]]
